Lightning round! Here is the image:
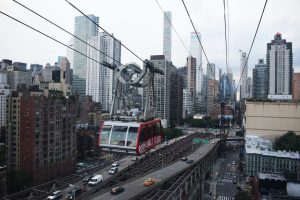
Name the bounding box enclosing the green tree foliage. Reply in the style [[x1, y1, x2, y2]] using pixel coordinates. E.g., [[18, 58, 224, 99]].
[[189, 118, 220, 128], [235, 191, 251, 200], [236, 130, 244, 137], [7, 170, 32, 193], [275, 131, 300, 152], [163, 128, 183, 141]]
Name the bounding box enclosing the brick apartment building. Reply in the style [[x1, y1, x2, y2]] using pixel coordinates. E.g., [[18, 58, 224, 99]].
[[6, 88, 79, 185]]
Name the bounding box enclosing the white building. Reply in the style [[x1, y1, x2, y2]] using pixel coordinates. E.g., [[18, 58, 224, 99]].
[[86, 32, 121, 111], [240, 51, 248, 99], [163, 11, 172, 62], [245, 135, 300, 177], [190, 32, 203, 94], [0, 83, 10, 127], [73, 15, 99, 99], [267, 33, 293, 96]]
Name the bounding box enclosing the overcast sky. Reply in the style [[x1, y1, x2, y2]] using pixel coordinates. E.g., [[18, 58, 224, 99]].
[[0, 0, 299, 80]]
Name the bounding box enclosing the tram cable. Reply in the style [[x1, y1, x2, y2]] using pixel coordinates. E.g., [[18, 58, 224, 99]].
[[235, 0, 268, 92], [12, 0, 127, 68], [0, 10, 121, 68], [154, 0, 192, 56], [181, 0, 215, 80], [223, 0, 229, 74], [65, 0, 146, 65]]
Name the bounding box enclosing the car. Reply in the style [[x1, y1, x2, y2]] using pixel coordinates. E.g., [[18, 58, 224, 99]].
[[88, 175, 103, 186], [66, 186, 81, 200], [181, 157, 187, 161], [82, 175, 94, 184], [144, 178, 156, 186], [112, 161, 120, 167], [212, 141, 215, 144], [109, 167, 118, 175], [46, 190, 63, 200], [111, 186, 125, 195], [186, 159, 194, 164], [132, 157, 138, 161]]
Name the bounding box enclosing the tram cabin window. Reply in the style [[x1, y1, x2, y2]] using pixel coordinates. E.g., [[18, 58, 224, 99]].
[[127, 127, 138, 147], [100, 125, 111, 145], [110, 126, 127, 146]]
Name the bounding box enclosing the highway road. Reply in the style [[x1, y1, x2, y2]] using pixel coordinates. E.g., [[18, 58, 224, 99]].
[[90, 139, 219, 200]]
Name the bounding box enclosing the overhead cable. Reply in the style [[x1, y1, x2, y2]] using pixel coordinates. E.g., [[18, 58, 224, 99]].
[[236, 0, 268, 91], [65, 0, 145, 64], [12, 0, 126, 67]]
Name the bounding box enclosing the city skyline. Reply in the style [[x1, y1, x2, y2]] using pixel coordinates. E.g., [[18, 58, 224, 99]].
[[0, 0, 300, 81]]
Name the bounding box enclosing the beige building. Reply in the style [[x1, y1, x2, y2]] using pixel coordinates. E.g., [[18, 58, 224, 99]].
[[245, 100, 300, 141], [293, 73, 300, 101]]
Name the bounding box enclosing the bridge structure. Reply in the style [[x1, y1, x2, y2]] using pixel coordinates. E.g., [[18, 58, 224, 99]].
[[86, 138, 219, 200], [135, 141, 219, 200], [226, 136, 244, 142], [4, 133, 221, 200]]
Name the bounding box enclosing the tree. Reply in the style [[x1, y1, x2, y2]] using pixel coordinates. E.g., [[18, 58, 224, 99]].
[[163, 128, 183, 141], [236, 130, 244, 137], [274, 131, 300, 152], [7, 170, 32, 193]]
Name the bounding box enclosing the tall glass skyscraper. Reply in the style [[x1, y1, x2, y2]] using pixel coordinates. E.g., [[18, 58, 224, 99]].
[[73, 15, 99, 100], [252, 59, 267, 99], [190, 32, 203, 93], [163, 11, 172, 62], [240, 51, 248, 99]]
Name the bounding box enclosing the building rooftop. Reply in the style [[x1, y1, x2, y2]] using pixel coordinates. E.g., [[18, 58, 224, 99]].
[[245, 135, 300, 159], [258, 173, 286, 181], [287, 182, 300, 197], [245, 135, 273, 150]]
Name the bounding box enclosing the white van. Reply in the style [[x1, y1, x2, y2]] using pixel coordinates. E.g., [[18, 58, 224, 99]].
[[88, 174, 103, 186]]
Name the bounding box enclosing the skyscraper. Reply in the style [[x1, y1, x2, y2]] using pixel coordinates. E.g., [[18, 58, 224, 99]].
[[169, 71, 183, 126], [187, 56, 196, 96], [252, 59, 268, 99], [207, 79, 219, 117], [219, 73, 231, 101], [86, 32, 121, 111], [190, 32, 203, 93], [240, 51, 248, 99], [207, 63, 216, 80], [267, 33, 293, 96], [145, 55, 175, 125], [163, 11, 172, 61], [73, 15, 99, 99], [0, 83, 10, 127], [6, 89, 78, 184], [246, 77, 252, 98], [178, 66, 187, 89]]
